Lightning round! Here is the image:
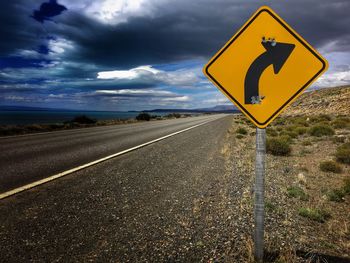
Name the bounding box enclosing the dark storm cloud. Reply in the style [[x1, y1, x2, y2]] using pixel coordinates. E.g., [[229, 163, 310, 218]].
[[0, 1, 42, 56], [32, 0, 67, 23], [1, 0, 349, 69], [47, 0, 350, 68]]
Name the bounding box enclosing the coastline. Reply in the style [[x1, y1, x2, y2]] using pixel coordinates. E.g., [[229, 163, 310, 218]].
[[0, 113, 205, 137]]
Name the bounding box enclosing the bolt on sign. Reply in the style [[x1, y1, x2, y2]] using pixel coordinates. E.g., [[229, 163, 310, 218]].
[[203, 6, 328, 128]]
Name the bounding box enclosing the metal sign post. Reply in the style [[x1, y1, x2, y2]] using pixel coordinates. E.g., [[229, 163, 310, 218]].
[[254, 128, 266, 262]]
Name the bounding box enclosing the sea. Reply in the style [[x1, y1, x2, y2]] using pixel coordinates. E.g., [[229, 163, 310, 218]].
[[0, 110, 169, 125]]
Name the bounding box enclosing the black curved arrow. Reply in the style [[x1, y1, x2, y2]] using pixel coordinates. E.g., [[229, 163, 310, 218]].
[[244, 41, 295, 104]]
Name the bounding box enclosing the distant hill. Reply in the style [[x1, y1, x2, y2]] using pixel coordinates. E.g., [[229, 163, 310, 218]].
[[282, 85, 350, 116], [0, 105, 68, 111]]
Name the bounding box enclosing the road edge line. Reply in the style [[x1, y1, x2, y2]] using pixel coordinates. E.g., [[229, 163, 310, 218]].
[[0, 117, 219, 200]]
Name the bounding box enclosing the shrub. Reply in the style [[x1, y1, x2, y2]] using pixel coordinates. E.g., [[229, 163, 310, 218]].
[[287, 186, 309, 201], [27, 124, 45, 131], [327, 189, 345, 202], [335, 143, 350, 164], [298, 208, 330, 223], [279, 130, 298, 139], [166, 113, 182, 118], [331, 119, 350, 129], [308, 124, 335, 137], [265, 201, 277, 212], [319, 160, 342, 173], [285, 125, 297, 132], [311, 114, 332, 123], [266, 128, 278, 137], [343, 178, 350, 194], [267, 136, 292, 156], [236, 127, 248, 135], [136, 112, 151, 121], [274, 117, 286, 126], [49, 123, 64, 129], [302, 140, 312, 146], [332, 136, 346, 143], [71, 115, 97, 124], [286, 131, 298, 139], [291, 117, 309, 127], [295, 127, 308, 135]]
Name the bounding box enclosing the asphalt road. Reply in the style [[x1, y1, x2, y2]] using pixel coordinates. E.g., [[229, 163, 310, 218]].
[[0, 114, 234, 262], [0, 114, 226, 194]]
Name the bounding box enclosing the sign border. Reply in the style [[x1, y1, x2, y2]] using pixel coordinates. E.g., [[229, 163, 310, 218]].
[[204, 6, 328, 128]]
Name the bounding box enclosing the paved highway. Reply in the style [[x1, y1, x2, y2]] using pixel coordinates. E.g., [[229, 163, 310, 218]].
[[0, 114, 234, 262], [0, 114, 227, 193]]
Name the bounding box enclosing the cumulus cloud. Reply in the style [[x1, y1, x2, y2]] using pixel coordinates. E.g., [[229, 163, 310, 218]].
[[97, 65, 199, 86], [97, 66, 160, 80], [316, 71, 350, 88], [94, 89, 175, 97]]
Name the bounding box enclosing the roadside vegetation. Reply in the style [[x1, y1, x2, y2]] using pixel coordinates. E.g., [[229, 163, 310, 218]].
[[266, 136, 292, 156], [298, 208, 331, 223], [319, 160, 343, 173], [236, 127, 248, 135], [335, 142, 350, 164], [286, 186, 309, 201], [227, 108, 350, 261]]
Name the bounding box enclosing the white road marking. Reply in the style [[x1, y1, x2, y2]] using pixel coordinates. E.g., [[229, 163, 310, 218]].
[[0, 117, 222, 200]]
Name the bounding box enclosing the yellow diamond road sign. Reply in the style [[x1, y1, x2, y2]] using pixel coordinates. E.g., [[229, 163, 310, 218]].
[[203, 6, 328, 128]]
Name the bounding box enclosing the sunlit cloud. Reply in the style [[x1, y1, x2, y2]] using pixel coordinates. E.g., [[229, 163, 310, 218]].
[[97, 65, 199, 86]]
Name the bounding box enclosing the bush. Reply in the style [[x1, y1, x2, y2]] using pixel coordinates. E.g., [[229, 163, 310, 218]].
[[136, 112, 151, 121], [267, 136, 292, 156], [298, 208, 330, 223], [287, 186, 309, 201], [332, 136, 346, 143], [71, 115, 97, 124], [27, 124, 45, 131], [166, 113, 182, 118], [311, 114, 332, 123], [302, 140, 312, 146], [343, 178, 350, 194], [331, 118, 350, 129], [327, 189, 345, 202], [295, 127, 308, 135], [286, 131, 298, 139], [308, 124, 335, 137], [335, 143, 350, 164], [236, 127, 248, 135], [291, 116, 309, 127], [266, 127, 278, 137], [319, 160, 342, 173], [279, 130, 298, 139], [285, 125, 297, 132], [273, 117, 286, 126], [265, 201, 277, 212]]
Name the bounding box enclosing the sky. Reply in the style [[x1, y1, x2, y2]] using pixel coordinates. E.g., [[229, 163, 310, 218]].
[[0, 0, 349, 111]]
